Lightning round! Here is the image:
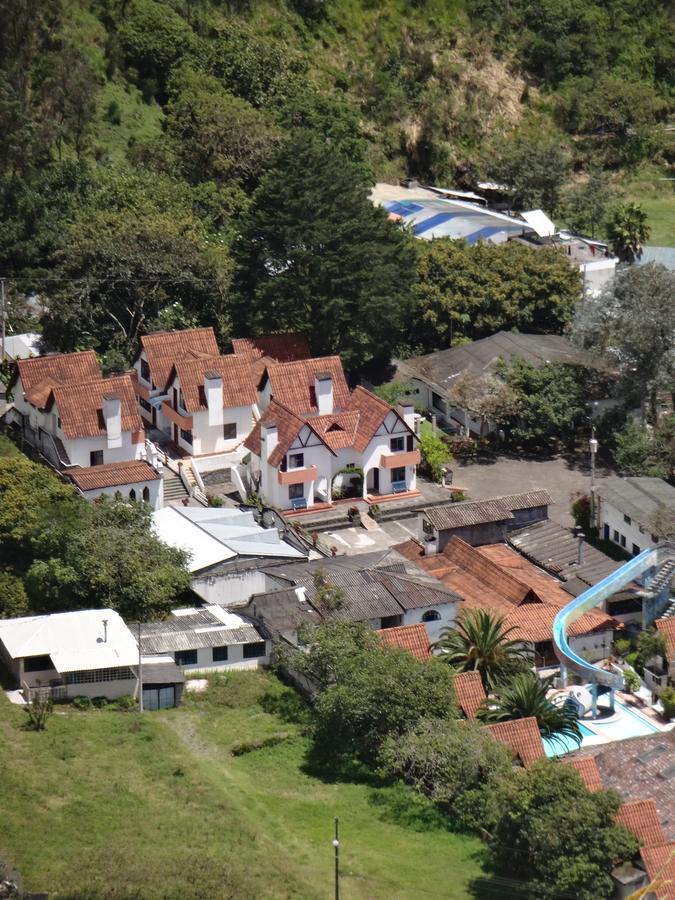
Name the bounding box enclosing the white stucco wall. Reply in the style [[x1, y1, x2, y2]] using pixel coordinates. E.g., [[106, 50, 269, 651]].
[[190, 569, 273, 606], [172, 641, 270, 673], [597, 496, 655, 555], [569, 628, 614, 664], [402, 602, 457, 643], [81, 478, 162, 510]]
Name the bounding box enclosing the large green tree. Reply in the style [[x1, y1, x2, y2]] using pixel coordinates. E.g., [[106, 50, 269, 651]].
[[613, 415, 675, 479], [412, 239, 582, 351], [572, 263, 675, 418], [608, 203, 651, 263], [491, 761, 638, 899], [233, 131, 415, 378]]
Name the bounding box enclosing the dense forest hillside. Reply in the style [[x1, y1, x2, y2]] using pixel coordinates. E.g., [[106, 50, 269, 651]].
[[0, 0, 673, 373]]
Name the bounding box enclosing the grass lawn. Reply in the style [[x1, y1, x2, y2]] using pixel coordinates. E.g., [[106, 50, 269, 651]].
[[0, 672, 488, 899], [623, 166, 675, 247]]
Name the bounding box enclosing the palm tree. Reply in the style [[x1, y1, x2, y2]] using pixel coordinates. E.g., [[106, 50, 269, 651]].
[[478, 671, 582, 752], [433, 609, 532, 691], [608, 202, 651, 263]]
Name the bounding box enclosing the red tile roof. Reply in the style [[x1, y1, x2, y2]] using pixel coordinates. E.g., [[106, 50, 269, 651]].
[[376, 623, 431, 661], [262, 356, 350, 414], [14, 351, 101, 408], [478, 544, 578, 608], [454, 671, 487, 721], [482, 717, 545, 767], [504, 601, 614, 644], [348, 385, 404, 452], [67, 459, 160, 491], [616, 799, 667, 849], [641, 843, 675, 898], [47, 374, 142, 440], [562, 756, 603, 791], [140, 327, 218, 389], [656, 618, 675, 663], [232, 333, 311, 363], [169, 355, 257, 411], [244, 399, 322, 468]]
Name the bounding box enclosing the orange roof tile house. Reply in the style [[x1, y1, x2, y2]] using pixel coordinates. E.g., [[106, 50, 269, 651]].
[[8, 353, 161, 507]]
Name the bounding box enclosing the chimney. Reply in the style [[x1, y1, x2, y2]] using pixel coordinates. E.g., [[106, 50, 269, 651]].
[[397, 398, 415, 431], [103, 394, 122, 448], [204, 371, 224, 427], [577, 532, 585, 566], [261, 422, 278, 459], [102, 618, 108, 643], [315, 374, 333, 414]]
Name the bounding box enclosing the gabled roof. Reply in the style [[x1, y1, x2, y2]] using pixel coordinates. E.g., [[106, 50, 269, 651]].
[[231, 333, 311, 363], [616, 799, 667, 848], [596, 476, 675, 534], [503, 600, 614, 644], [562, 756, 603, 792], [244, 399, 326, 468], [67, 460, 160, 491], [13, 350, 100, 407], [508, 519, 621, 592], [0, 609, 138, 672], [423, 491, 552, 532], [454, 671, 487, 721], [261, 356, 350, 414], [656, 618, 675, 663], [482, 717, 545, 767], [139, 327, 219, 389], [243, 588, 321, 635], [348, 385, 404, 452], [140, 605, 262, 654], [640, 842, 675, 898], [377, 623, 431, 661], [168, 354, 257, 411], [47, 374, 142, 439]]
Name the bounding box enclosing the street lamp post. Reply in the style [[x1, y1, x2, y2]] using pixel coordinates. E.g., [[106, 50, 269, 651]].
[[589, 425, 598, 528], [332, 818, 340, 900]]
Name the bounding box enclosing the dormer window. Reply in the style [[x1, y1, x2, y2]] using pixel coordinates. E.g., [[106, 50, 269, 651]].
[[140, 358, 151, 384], [289, 452, 304, 470], [390, 437, 405, 453]]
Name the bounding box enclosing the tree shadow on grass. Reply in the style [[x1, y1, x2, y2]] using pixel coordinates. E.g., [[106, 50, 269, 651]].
[[258, 686, 312, 727], [367, 781, 454, 833], [300, 742, 391, 789]]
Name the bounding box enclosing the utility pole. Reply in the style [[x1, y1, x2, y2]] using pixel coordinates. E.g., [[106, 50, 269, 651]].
[[137, 621, 144, 713], [332, 817, 340, 900], [589, 423, 598, 528], [1, 278, 5, 363]]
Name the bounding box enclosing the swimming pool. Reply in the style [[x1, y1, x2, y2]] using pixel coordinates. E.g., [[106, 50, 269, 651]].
[[543, 697, 660, 758]]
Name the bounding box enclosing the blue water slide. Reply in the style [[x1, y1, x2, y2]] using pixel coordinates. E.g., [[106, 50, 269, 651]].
[[553, 543, 673, 689]]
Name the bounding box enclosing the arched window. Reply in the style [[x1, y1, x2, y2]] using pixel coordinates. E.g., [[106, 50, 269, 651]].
[[129, 489, 136, 501], [422, 610, 441, 622], [142, 486, 150, 503]]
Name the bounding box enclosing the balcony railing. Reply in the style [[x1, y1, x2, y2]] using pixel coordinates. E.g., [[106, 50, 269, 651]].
[[278, 465, 318, 485], [160, 402, 193, 429], [380, 448, 421, 468]]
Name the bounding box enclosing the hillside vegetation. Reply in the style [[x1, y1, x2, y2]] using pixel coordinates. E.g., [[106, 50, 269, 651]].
[[0, 0, 672, 369]]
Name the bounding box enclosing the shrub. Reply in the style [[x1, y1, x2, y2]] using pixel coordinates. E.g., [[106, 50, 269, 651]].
[[92, 696, 109, 709], [660, 687, 675, 721], [116, 694, 138, 710], [625, 650, 639, 669], [72, 695, 92, 710], [231, 732, 292, 756], [208, 495, 224, 508], [623, 668, 641, 694], [419, 430, 451, 483], [24, 691, 53, 731], [369, 503, 381, 521], [612, 639, 631, 658]]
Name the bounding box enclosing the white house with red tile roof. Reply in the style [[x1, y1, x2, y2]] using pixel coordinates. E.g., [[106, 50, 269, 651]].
[[7, 353, 162, 508], [245, 357, 420, 511]]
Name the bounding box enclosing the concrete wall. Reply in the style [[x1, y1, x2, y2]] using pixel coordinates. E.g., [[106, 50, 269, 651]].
[[172, 641, 271, 673], [598, 496, 655, 555], [81, 477, 162, 510], [190, 568, 272, 606], [402, 603, 457, 642], [569, 628, 614, 664]]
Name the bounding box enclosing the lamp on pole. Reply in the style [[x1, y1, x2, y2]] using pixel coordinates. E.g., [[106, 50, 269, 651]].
[[332, 817, 340, 900], [589, 424, 598, 527]]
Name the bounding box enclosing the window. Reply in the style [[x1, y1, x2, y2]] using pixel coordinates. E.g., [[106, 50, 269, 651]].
[[223, 423, 237, 440], [243, 641, 266, 659], [57, 417, 62, 429], [613, 529, 620, 542], [140, 358, 151, 384], [289, 452, 304, 469], [431, 392, 445, 412], [620, 534, 627, 548], [139, 397, 152, 413], [380, 614, 403, 629], [180, 428, 193, 445], [64, 666, 135, 684], [651, 534, 659, 543], [142, 486, 150, 503], [422, 610, 441, 622], [289, 483, 304, 500], [390, 466, 406, 484], [23, 654, 53, 673], [178, 389, 186, 411], [129, 489, 136, 501], [632, 543, 640, 556], [212, 646, 229, 662], [174, 650, 198, 667], [390, 436, 405, 453], [90, 450, 104, 467], [624, 514, 632, 525], [406, 434, 414, 452]]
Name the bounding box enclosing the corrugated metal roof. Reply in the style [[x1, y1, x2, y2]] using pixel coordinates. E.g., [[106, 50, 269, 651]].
[[507, 519, 620, 588], [423, 499, 514, 530], [596, 477, 675, 533], [140, 625, 261, 654]]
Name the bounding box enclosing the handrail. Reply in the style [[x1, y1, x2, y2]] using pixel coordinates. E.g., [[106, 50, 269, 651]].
[[553, 542, 675, 688]]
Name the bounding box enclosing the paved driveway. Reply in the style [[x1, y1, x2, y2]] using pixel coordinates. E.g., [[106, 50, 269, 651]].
[[453, 451, 616, 527]]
